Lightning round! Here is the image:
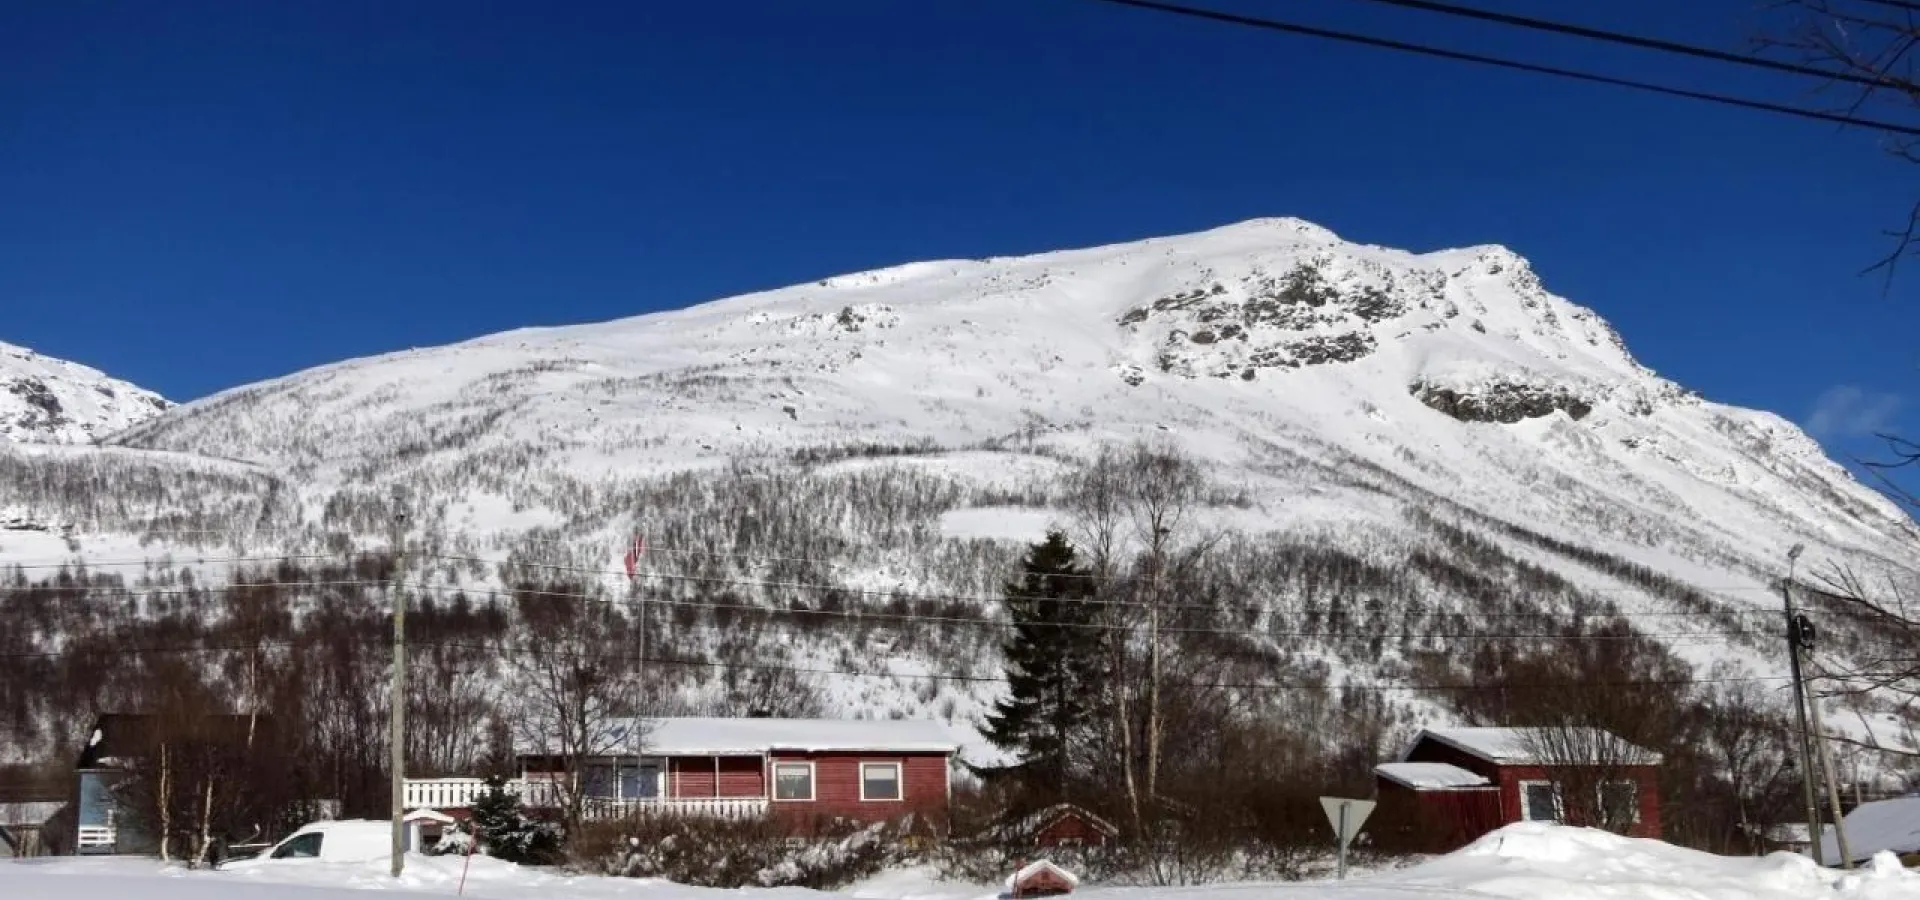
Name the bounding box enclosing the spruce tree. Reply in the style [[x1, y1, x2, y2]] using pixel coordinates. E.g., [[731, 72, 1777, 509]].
[[982, 531, 1107, 800]]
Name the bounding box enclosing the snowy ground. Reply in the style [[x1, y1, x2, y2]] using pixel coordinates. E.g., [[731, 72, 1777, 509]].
[[7, 825, 1920, 900]]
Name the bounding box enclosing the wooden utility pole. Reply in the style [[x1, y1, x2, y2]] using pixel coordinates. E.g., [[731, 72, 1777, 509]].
[[1782, 546, 1823, 866], [389, 510, 408, 878]]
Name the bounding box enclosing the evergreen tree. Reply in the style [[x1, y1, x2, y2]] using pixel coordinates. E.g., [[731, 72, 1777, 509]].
[[466, 778, 561, 865], [982, 531, 1107, 800]]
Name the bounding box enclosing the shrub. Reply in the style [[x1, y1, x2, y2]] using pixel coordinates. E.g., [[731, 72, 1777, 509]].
[[570, 814, 922, 889]]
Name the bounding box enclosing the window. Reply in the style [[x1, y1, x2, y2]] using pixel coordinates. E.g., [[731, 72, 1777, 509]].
[[860, 762, 902, 801], [1520, 781, 1561, 822], [1599, 780, 1640, 825], [272, 832, 323, 859], [773, 762, 814, 801], [620, 763, 661, 800], [585, 765, 617, 799]]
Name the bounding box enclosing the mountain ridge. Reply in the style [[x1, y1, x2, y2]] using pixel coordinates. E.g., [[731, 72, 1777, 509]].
[[0, 340, 171, 445]]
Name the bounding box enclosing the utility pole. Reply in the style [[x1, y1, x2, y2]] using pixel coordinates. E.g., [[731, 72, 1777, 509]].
[[1784, 544, 1854, 868], [389, 509, 408, 879], [1782, 544, 1824, 866]]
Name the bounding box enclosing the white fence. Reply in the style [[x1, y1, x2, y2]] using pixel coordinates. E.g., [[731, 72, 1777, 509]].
[[402, 779, 769, 821], [76, 825, 115, 851]]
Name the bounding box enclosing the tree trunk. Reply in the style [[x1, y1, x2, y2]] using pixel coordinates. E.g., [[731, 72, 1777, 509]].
[[194, 778, 215, 867], [157, 743, 172, 863]]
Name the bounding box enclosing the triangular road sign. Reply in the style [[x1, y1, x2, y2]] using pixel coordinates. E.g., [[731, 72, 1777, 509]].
[[1320, 796, 1376, 845]]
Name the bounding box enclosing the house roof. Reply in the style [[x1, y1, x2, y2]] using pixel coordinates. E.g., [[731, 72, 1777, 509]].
[[522, 716, 962, 756], [1005, 859, 1079, 890], [1816, 794, 1920, 863], [1018, 803, 1120, 837], [1410, 727, 1662, 766], [0, 802, 65, 827], [1375, 761, 1493, 790]]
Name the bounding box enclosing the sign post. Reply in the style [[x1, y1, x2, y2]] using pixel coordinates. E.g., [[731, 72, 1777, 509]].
[[1319, 796, 1376, 880]]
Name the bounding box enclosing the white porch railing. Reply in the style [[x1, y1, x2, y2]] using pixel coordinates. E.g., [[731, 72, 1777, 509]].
[[76, 825, 115, 850], [402, 778, 769, 821]]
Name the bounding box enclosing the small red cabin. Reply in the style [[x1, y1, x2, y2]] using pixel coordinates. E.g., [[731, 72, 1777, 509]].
[[1007, 859, 1079, 897], [1373, 727, 1662, 853]]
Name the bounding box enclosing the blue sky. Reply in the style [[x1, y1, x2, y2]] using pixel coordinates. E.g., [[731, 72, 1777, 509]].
[[2, 0, 1913, 466]]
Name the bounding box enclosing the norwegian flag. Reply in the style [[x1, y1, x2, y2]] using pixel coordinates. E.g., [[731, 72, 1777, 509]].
[[622, 533, 646, 582]]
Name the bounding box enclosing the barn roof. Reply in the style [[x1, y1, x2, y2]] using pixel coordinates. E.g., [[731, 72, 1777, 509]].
[[1375, 761, 1492, 790], [1018, 803, 1120, 837], [1411, 727, 1662, 766], [522, 716, 961, 756]]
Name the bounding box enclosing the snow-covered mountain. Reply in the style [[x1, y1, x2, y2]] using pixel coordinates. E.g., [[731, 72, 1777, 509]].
[[8, 217, 1919, 737], [0, 341, 171, 444]]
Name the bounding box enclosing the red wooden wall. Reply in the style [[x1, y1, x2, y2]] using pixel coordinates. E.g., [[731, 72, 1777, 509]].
[[767, 751, 949, 826]]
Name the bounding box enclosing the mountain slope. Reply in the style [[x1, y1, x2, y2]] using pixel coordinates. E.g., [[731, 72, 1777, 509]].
[[109, 217, 1915, 570], [10, 217, 1920, 745], [0, 341, 171, 444]]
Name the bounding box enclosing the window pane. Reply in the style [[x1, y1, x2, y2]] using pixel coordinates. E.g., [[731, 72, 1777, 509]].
[[621, 765, 659, 799], [585, 765, 616, 798], [775, 764, 812, 800], [273, 833, 322, 859], [863, 764, 901, 800], [1524, 784, 1559, 822], [1601, 781, 1638, 824]]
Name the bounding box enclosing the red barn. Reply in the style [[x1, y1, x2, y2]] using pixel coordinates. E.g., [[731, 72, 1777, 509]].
[[1373, 727, 1662, 853], [1015, 803, 1118, 849], [405, 717, 959, 832]]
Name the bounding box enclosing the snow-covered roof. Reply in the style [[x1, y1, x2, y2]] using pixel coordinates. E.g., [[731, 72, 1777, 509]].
[[523, 716, 962, 756], [1817, 795, 1920, 863], [0, 802, 65, 826], [1005, 859, 1079, 890], [1375, 761, 1493, 790], [1016, 803, 1119, 836], [1413, 727, 1662, 766]]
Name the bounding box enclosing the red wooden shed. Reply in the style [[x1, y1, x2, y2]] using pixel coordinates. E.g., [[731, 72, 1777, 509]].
[[1373, 727, 1662, 854]]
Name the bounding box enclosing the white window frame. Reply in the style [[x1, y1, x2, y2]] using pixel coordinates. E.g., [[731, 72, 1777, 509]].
[[859, 761, 903, 802], [1597, 779, 1641, 825], [772, 761, 816, 802], [1518, 780, 1563, 823]]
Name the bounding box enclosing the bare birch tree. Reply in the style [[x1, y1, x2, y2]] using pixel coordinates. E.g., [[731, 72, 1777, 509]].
[[507, 582, 654, 832]]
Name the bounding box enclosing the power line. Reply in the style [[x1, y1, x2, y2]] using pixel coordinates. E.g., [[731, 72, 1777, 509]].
[[1342, 0, 1885, 88], [0, 553, 1798, 625], [1080, 0, 1920, 136], [0, 632, 1798, 696], [0, 576, 1769, 644]]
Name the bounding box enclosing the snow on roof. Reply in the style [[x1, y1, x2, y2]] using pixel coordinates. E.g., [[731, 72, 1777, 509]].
[[1817, 794, 1920, 863], [523, 717, 962, 756], [1005, 859, 1079, 890], [1016, 803, 1119, 836], [1415, 727, 1662, 766], [1375, 761, 1493, 790], [0, 802, 65, 826]]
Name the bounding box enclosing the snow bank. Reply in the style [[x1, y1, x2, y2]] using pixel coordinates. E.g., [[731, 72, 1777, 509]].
[[8, 824, 1920, 900], [1388, 823, 1920, 900]]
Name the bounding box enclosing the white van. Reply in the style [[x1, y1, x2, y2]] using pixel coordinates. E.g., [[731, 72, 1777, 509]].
[[220, 820, 403, 869]]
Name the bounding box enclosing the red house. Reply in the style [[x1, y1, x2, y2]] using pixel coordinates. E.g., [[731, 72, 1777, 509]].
[[404, 717, 959, 831], [1372, 727, 1662, 853]]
